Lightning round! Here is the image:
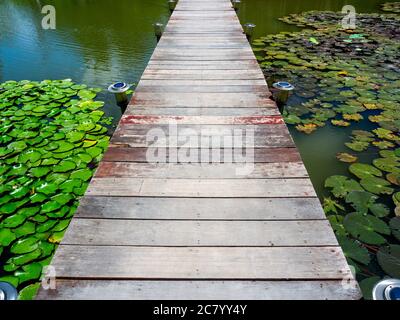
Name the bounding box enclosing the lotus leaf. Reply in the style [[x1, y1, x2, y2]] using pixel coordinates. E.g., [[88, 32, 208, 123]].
[[53, 160, 76, 173], [373, 158, 400, 173], [14, 262, 42, 284], [70, 169, 92, 181], [6, 248, 42, 266], [389, 217, 400, 241], [336, 153, 358, 163], [349, 163, 382, 179], [1, 213, 26, 228], [360, 177, 394, 195], [345, 140, 369, 152], [359, 277, 381, 300], [343, 212, 390, 245], [0, 229, 17, 246], [377, 245, 400, 278], [337, 236, 370, 265], [325, 175, 364, 198], [323, 197, 345, 214], [11, 237, 39, 254], [36, 182, 58, 195]]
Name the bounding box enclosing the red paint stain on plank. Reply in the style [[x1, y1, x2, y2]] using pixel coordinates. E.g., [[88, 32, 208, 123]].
[[121, 115, 184, 124], [233, 116, 284, 125]]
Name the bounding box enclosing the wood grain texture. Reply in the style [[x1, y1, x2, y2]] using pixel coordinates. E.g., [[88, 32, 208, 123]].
[[48, 246, 352, 280], [75, 197, 326, 220], [62, 219, 338, 247], [85, 178, 318, 198], [36, 280, 361, 300]]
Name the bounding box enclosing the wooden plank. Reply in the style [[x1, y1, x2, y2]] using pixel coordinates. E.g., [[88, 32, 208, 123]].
[[119, 115, 283, 125], [95, 162, 308, 179], [36, 279, 361, 300], [125, 107, 280, 116], [62, 219, 338, 247], [135, 85, 268, 93], [141, 69, 265, 80], [129, 92, 275, 108], [75, 197, 326, 221], [102, 146, 302, 163], [110, 133, 294, 148], [49, 246, 352, 279], [85, 178, 317, 198]]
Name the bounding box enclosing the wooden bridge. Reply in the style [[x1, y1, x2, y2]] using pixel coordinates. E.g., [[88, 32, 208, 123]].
[[37, 0, 361, 300]]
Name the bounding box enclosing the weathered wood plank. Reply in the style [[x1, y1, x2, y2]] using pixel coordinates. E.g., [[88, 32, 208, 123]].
[[102, 146, 302, 163], [119, 115, 283, 125], [75, 197, 326, 220], [49, 246, 352, 279], [129, 92, 275, 108], [62, 219, 338, 247], [86, 178, 317, 198], [36, 279, 362, 300], [95, 162, 308, 179], [141, 69, 265, 80], [125, 107, 280, 116]]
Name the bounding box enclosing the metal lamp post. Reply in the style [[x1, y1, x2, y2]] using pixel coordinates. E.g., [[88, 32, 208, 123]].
[[169, 0, 178, 12], [373, 279, 400, 300], [243, 23, 256, 40], [0, 282, 18, 300], [108, 82, 131, 111], [154, 22, 164, 42], [272, 81, 295, 112], [232, 0, 241, 11]]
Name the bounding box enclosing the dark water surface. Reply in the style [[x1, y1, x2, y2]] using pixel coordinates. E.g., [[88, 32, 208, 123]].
[[0, 0, 397, 196]]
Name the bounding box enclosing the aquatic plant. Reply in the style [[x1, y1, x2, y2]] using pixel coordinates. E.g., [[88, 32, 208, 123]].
[[382, 2, 400, 13], [253, 5, 400, 298], [0, 79, 111, 299]]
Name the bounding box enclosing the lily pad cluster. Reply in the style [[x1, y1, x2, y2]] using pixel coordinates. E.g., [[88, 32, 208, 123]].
[[382, 2, 400, 13], [0, 79, 111, 299], [252, 5, 400, 299]]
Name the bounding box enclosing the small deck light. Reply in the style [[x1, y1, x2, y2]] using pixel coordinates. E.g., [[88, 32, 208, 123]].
[[108, 82, 131, 109], [0, 282, 18, 300], [154, 22, 164, 42], [232, 0, 241, 11], [169, 0, 178, 12], [373, 279, 400, 300], [272, 81, 295, 111], [243, 23, 256, 40]]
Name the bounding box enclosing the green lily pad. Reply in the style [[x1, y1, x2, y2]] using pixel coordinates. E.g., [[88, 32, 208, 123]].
[[11, 237, 39, 254], [66, 131, 85, 143], [325, 175, 364, 198], [345, 191, 376, 215], [377, 245, 400, 278], [18, 283, 41, 300], [36, 182, 58, 195], [389, 217, 400, 241], [0, 229, 17, 246], [360, 177, 394, 195], [6, 248, 42, 266], [70, 168, 93, 181], [41, 200, 63, 213], [359, 277, 381, 300], [336, 153, 358, 163], [14, 263, 42, 284], [349, 163, 382, 179], [337, 236, 370, 265], [53, 160, 77, 173], [343, 212, 390, 245]]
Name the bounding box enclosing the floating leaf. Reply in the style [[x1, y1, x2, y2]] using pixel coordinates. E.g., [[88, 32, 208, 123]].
[[325, 175, 364, 198], [337, 236, 370, 265], [349, 163, 382, 179], [344, 212, 390, 245], [336, 153, 358, 163], [377, 245, 400, 278], [360, 177, 394, 195], [323, 197, 345, 214]]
